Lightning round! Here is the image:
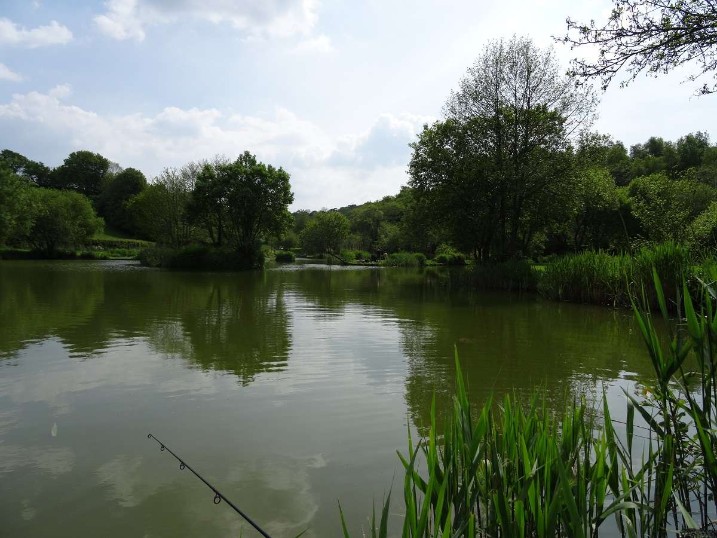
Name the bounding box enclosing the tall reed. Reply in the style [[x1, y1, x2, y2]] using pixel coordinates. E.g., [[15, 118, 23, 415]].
[[538, 242, 691, 309]]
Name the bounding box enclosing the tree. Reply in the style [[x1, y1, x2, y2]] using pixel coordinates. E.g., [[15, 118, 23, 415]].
[[24, 189, 103, 254], [410, 37, 594, 260], [0, 149, 52, 187], [0, 166, 33, 246], [188, 157, 231, 247], [560, 0, 717, 94], [628, 172, 716, 241], [570, 167, 621, 250], [96, 167, 147, 234], [52, 150, 110, 197], [189, 152, 294, 264], [300, 211, 350, 255], [128, 166, 197, 246]]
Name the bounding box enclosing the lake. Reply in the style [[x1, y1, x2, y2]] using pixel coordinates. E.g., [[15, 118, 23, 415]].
[[0, 260, 652, 537]]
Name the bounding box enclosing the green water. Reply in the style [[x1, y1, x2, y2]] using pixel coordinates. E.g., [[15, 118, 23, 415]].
[[0, 260, 652, 537]]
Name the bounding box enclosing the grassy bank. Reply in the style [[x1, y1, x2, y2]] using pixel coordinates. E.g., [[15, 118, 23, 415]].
[[343, 272, 717, 537]]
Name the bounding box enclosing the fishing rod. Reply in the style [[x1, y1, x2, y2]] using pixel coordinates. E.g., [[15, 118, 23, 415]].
[[147, 433, 273, 538]]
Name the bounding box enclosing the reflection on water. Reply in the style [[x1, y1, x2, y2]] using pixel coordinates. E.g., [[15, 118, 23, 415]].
[[0, 261, 653, 537]]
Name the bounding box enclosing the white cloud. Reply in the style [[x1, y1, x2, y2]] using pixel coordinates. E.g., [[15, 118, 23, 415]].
[[0, 17, 72, 48], [94, 0, 146, 41], [0, 63, 22, 82], [293, 34, 333, 54], [0, 86, 424, 209], [94, 0, 321, 42]]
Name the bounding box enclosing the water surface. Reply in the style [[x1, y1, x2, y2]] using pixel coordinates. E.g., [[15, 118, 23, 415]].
[[0, 261, 652, 537]]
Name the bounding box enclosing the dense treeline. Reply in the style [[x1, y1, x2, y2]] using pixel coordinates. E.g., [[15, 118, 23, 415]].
[[291, 39, 717, 265], [289, 128, 717, 263], [3, 36, 716, 271], [0, 149, 293, 266], [5, 120, 716, 265]]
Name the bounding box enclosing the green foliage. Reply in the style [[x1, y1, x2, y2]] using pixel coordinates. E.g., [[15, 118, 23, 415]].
[[128, 168, 197, 247], [0, 166, 33, 246], [51, 150, 111, 196], [433, 244, 466, 266], [300, 211, 350, 255], [23, 188, 103, 255], [410, 36, 593, 261], [275, 250, 295, 263], [190, 152, 293, 266], [538, 242, 691, 308], [689, 201, 717, 254], [0, 149, 52, 187], [628, 173, 716, 242], [96, 167, 147, 234], [571, 167, 621, 250], [383, 251, 426, 267]]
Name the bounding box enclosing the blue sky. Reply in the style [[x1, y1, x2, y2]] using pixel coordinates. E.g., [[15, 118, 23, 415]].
[[1, 0, 716, 210]]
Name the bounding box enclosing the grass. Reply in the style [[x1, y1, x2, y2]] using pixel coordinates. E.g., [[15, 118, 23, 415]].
[[342, 268, 717, 537], [383, 252, 428, 267], [538, 242, 692, 309]]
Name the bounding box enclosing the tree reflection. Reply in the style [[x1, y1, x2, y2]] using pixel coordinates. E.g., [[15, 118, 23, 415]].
[[147, 273, 291, 384], [0, 263, 292, 384]]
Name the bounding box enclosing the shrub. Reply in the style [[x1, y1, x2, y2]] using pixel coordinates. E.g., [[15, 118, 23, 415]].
[[433, 244, 467, 266], [384, 251, 426, 267], [275, 250, 295, 263]]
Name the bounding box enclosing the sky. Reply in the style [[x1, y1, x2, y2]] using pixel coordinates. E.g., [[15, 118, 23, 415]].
[[1, 0, 716, 210]]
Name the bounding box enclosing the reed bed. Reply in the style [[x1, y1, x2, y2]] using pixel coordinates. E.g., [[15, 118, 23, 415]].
[[342, 267, 717, 537], [538, 242, 691, 309]]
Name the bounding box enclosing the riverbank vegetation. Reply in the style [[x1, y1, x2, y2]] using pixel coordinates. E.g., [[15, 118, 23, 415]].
[[343, 272, 717, 537], [2, 34, 716, 289]]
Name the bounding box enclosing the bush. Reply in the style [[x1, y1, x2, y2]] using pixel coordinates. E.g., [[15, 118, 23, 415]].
[[275, 250, 295, 263], [384, 251, 426, 267], [433, 244, 467, 266]]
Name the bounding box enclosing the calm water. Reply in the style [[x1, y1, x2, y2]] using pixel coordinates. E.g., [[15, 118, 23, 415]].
[[0, 260, 653, 537]]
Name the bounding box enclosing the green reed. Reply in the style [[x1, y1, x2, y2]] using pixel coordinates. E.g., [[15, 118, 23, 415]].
[[538, 242, 691, 309], [342, 266, 717, 537]]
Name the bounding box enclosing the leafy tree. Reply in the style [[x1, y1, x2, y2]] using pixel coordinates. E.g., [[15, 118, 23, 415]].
[[52, 150, 111, 197], [571, 167, 621, 250], [677, 132, 711, 171], [689, 201, 717, 252], [96, 167, 147, 234], [0, 166, 33, 246], [24, 189, 103, 254], [300, 211, 350, 255], [128, 166, 198, 246], [0, 149, 52, 187], [561, 0, 717, 94], [190, 152, 293, 264], [188, 158, 231, 247], [628, 173, 716, 241], [410, 37, 594, 260], [350, 205, 384, 252]]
